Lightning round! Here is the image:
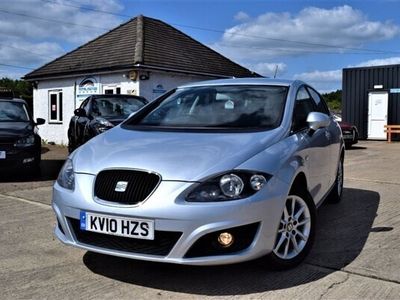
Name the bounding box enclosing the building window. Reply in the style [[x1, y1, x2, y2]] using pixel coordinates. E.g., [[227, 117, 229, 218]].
[[103, 85, 121, 94], [49, 90, 63, 123]]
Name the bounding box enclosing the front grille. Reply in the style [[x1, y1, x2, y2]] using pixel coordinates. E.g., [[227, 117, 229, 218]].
[[94, 170, 160, 205], [0, 137, 16, 145], [68, 218, 182, 256]]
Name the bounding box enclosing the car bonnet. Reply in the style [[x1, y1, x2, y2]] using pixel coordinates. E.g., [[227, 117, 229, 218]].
[[0, 122, 32, 139], [72, 126, 284, 182]]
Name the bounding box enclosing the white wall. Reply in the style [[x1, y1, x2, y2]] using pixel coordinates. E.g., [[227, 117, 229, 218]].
[[34, 78, 75, 145], [99, 73, 139, 95], [139, 71, 212, 101], [33, 70, 213, 144]]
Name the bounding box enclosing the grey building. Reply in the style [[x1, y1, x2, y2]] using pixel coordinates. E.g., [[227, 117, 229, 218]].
[[342, 64, 400, 140]]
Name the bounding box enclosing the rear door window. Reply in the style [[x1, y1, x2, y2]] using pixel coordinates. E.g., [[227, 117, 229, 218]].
[[292, 86, 316, 132], [306, 87, 330, 115]]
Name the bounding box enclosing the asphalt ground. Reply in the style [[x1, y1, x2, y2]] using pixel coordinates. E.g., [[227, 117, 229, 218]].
[[1, 141, 399, 299]]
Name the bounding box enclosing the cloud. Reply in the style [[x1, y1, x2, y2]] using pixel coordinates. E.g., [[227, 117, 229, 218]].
[[0, 0, 124, 78], [294, 70, 342, 93], [352, 57, 400, 68], [0, 0, 123, 44], [0, 68, 25, 80], [295, 70, 342, 82], [294, 56, 400, 93], [0, 41, 64, 66], [213, 5, 400, 60], [234, 11, 250, 22], [246, 62, 287, 77]]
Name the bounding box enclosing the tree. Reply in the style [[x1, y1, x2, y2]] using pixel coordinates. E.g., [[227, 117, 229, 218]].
[[0, 77, 33, 101], [322, 90, 342, 112]]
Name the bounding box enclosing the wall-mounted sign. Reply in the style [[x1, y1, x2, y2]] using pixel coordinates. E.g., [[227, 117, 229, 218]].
[[75, 76, 100, 107], [390, 88, 400, 93], [152, 84, 166, 94]]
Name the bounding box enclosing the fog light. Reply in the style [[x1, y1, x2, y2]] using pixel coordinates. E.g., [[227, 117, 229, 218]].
[[218, 232, 234, 247]]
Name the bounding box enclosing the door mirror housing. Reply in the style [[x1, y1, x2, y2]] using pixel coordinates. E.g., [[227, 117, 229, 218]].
[[74, 108, 87, 117], [307, 112, 330, 132], [35, 118, 45, 125]]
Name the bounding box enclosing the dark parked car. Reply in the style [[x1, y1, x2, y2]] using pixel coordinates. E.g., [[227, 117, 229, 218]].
[[68, 94, 148, 152], [0, 98, 45, 173], [333, 113, 358, 148]]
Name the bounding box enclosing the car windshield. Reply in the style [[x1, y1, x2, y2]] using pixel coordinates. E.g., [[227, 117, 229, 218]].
[[0, 101, 29, 122], [133, 85, 288, 130], [91, 97, 146, 118]]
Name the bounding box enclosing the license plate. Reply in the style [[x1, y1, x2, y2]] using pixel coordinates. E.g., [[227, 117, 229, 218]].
[[343, 134, 353, 139], [80, 211, 154, 240], [0, 151, 5, 159]]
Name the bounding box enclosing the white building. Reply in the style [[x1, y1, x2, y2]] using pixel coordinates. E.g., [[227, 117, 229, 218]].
[[24, 15, 257, 144]]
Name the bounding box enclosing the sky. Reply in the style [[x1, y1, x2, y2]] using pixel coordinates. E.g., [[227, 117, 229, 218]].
[[1, 0, 400, 93]]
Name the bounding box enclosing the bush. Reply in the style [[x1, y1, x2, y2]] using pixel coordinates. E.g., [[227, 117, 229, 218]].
[[322, 90, 342, 112]]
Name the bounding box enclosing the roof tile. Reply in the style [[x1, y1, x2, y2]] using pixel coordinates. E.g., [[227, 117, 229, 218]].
[[24, 15, 257, 80]]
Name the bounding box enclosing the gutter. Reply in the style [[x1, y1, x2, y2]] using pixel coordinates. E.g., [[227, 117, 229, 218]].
[[23, 65, 248, 82], [133, 64, 234, 79]]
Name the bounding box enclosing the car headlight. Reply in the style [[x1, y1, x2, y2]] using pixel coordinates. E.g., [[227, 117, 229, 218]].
[[14, 134, 35, 147], [186, 171, 270, 202], [57, 159, 75, 190], [93, 117, 114, 133]]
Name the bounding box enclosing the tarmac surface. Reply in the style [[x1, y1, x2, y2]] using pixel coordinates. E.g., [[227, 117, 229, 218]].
[[1, 141, 399, 299]]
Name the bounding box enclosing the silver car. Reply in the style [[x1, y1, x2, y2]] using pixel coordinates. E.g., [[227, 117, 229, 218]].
[[53, 78, 344, 269]]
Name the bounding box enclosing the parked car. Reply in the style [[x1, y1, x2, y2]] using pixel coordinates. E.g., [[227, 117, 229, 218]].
[[333, 113, 358, 148], [54, 79, 344, 269], [0, 97, 45, 173], [68, 94, 148, 152]]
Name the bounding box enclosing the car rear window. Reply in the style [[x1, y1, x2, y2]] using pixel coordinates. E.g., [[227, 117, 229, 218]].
[[92, 97, 146, 118]]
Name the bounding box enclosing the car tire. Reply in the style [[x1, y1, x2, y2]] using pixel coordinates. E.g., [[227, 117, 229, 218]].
[[353, 129, 358, 145], [264, 188, 316, 270], [328, 156, 344, 203]]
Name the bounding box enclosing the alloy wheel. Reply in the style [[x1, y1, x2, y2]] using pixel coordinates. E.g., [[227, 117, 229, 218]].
[[273, 195, 311, 260]]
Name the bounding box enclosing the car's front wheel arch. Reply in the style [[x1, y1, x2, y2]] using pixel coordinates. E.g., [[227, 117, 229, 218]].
[[263, 175, 316, 270]]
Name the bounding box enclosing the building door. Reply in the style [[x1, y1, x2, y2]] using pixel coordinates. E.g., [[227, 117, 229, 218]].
[[103, 85, 121, 94], [368, 91, 388, 140]]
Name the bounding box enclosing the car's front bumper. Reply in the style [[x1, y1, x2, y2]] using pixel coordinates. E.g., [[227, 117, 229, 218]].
[[0, 145, 40, 170], [52, 173, 289, 265]]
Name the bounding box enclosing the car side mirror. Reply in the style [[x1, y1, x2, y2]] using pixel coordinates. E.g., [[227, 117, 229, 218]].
[[74, 108, 87, 117], [307, 112, 330, 132], [36, 118, 45, 125]]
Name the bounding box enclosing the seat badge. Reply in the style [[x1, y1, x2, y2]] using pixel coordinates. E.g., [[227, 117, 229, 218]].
[[115, 181, 129, 192]]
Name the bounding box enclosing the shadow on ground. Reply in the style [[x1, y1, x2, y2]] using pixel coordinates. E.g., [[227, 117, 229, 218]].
[[0, 159, 65, 182], [346, 145, 367, 150], [83, 187, 380, 296]]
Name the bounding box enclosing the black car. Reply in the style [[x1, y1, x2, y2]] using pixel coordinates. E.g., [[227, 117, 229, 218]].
[[68, 94, 148, 152], [0, 98, 45, 173]]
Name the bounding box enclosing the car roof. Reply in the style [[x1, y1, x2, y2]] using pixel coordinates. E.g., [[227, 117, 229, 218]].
[[179, 78, 301, 89], [0, 98, 27, 104]]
